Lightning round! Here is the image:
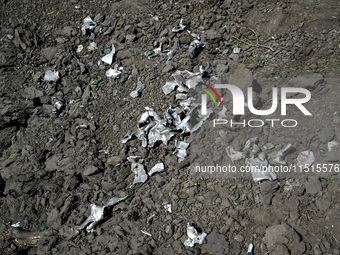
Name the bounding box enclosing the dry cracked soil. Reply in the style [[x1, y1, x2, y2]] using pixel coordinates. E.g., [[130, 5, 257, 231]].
[[0, 0, 340, 254]]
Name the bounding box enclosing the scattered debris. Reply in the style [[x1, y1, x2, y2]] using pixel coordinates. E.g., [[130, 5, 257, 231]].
[[226, 137, 278, 182], [101, 44, 116, 65], [189, 39, 205, 58], [233, 47, 241, 54], [184, 223, 207, 247], [226, 146, 244, 161], [263, 143, 275, 150], [172, 19, 186, 33], [166, 50, 176, 64], [81, 16, 97, 35], [297, 151, 315, 169], [130, 81, 146, 98], [328, 141, 339, 151], [87, 42, 98, 51], [76, 196, 127, 232], [141, 230, 152, 236], [164, 204, 172, 213], [76, 45, 84, 53], [162, 81, 177, 95], [148, 162, 164, 176], [44, 70, 59, 81], [98, 149, 110, 154], [272, 144, 293, 165], [187, 30, 205, 58], [106, 68, 121, 78], [146, 214, 156, 225], [11, 222, 20, 228], [52, 101, 65, 115], [247, 243, 254, 255], [174, 140, 189, 162], [128, 156, 148, 186]]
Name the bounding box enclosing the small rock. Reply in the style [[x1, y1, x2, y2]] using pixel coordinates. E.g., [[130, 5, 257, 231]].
[[264, 224, 301, 250], [107, 156, 125, 166], [202, 232, 229, 255], [273, 244, 290, 255], [215, 64, 229, 76], [162, 64, 175, 73], [83, 165, 99, 176], [305, 177, 322, 195], [202, 29, 222, 43], [260, 181, 279, 205], [333, 115, 340, 124], [234, 234, 244, 242], [291, 242, 306, 255]]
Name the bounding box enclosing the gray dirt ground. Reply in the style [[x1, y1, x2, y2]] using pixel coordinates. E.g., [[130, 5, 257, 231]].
[[0, 0, 340, 254]]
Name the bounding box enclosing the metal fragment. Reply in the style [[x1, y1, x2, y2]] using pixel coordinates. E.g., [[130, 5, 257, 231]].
[[162, 81, 177, 95], [106, 68, 121, 78], [128, 156, 148, 185], [174, 140, 189, 162], [44, 70, 59, 81], [87, 42, 97, 51], [141, 230, 152, 237], [77, 196, 127, 232], [184, 223, 207, 247], [172, 19, 186, 33], [272, 143, 293, 165], [101, 44, 116, 65], [146, 214, 156, 225], [247, 157, 276, 183], [81, 16, 97, 35], [148, 162, 165, 176], [164, 204, 172, 213], [130, 81, 146, 98], [52, 101, 65, 115], [297, 151, 315, 169], [226, 146, 244, 161]]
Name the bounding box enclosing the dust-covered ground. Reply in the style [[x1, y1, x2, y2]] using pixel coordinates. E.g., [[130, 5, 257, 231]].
[[0, 0, 340, 254]]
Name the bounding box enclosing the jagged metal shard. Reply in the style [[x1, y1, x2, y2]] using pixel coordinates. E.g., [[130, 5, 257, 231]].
[[166, 50, 176, 64], [106, 68, 121, 78], [77, 196, 127, 232], [162, 81, 177, 95], [226, 146, 244, 161], [164, 204, 172, 213], [128, 156, 148, 185], [233, 47, 241, 54], [175, 93, 187, 101], [81, 16, 97, 35], [44, 70, 59, 81], [247, 243, 254, 255], [272, 143, 292, 165], [189, 39, 205, 59], [184, 223, 207, 247], [88, 42, 97, 51], [148, 163, 165, 176], [172, 19, 186, 33], [130, 81, 146, 98], [297, 151, 315, 169], [101, 44, 116, 65], [174, 141, 189, 162], [148, 122, 175, 147], [52, 101, 64, 115], [121, 130, 134, 143], [247, 157, 276, 183]]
